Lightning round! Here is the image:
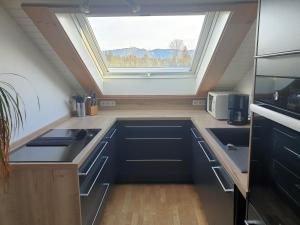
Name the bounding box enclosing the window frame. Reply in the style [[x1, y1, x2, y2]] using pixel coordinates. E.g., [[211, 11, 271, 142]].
[[72, 12, 218, 78]]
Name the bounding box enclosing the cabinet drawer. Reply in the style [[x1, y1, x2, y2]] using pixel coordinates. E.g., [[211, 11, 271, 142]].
[[272, 125, 300, 176], [121, 138, 185, 160], [105, 127, 118, 140], [198, 141, 216, 162], [273, 126, 300, 176], [272, 160, 300, 208], [118, 160, 191, 183], [79, 156, 109, 196], [81, 181, 110, 225], [190, 127, 203, 140], [119, 120, 188, 138], [273, 143, 300, 178], [79, 141, 109, 176], [273, 126, 300, 152]]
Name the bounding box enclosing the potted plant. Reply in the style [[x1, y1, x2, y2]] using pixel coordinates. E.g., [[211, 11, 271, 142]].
[[0, 73, 39, 177]]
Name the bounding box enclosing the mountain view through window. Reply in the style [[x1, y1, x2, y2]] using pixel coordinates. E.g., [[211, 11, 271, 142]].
[[87, 15, 205, 71]]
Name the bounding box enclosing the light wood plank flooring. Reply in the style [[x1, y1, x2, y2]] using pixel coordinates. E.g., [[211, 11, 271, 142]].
[[98, 184, 208, 225]]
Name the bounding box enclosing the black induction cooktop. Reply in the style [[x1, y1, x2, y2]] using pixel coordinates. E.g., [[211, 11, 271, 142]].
[[9, 129, 101, 162]]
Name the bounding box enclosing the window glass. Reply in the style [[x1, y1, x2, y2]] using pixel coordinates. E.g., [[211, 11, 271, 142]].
[[87, 15, 205, 72]]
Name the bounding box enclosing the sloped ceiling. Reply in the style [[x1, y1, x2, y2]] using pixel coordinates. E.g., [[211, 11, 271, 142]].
[[215, 21, 256, 90], [1, 0, 257, 96], [0, 0, 84, 94]]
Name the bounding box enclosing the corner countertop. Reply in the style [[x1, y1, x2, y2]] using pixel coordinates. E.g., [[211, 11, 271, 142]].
[[56, 109, 250, 197]]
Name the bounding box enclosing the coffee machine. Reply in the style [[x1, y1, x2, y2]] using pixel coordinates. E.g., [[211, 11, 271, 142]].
[[227, 94, 249, 125]]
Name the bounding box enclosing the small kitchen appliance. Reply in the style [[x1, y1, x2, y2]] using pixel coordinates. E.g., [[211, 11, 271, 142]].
[[227, 94, 249, 125], [207, 91, 234, 120]]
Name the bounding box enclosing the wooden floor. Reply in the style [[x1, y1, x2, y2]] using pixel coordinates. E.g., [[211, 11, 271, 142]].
[[98, 184, 208, 225]]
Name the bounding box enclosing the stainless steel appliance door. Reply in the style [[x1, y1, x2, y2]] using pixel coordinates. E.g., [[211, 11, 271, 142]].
[[254, 76, 300, 119], [248, 113, 300, 225]]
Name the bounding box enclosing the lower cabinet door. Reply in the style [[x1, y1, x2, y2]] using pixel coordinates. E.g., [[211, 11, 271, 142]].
[[208, 166, 234, 225], [117, 160, 191, 183], [193, 139, 234, 225], [103, 140, 117, 184], [117, 120, 192, 183], [81, 177, 110, 225]]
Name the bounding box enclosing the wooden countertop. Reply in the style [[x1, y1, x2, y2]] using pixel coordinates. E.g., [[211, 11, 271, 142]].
[[57, 109, 249, 197]]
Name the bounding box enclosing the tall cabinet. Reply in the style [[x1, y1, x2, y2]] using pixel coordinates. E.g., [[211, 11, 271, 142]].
[[256, 0, 300, 56], [247, 0, 300, 224]]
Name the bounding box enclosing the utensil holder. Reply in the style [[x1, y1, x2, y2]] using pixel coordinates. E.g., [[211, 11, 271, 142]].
[[87, 105, 98, 116]]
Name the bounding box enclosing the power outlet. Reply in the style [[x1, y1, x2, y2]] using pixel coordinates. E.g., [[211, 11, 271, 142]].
[[100, 100, 116, 107], [192, 99, 206, 106]]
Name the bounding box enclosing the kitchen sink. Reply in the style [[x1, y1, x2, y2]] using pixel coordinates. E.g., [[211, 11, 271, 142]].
[[208, 128, 250, 147], [206, 128, 250, 173]]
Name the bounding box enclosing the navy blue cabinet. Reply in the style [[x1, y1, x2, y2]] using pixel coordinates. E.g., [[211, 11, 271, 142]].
[[191, 126, 235, 225], [79, 125, 118, 225], [116, 120, 193, 183]]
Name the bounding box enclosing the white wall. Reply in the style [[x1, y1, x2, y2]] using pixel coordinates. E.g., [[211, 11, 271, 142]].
[[103, 78, 196, 95], [234, 68, 254, 95], [216, 22, 256, 90], [0, 6, 73, 142]]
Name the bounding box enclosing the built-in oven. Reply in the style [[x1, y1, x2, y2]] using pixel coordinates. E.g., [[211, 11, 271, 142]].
[[254, 76, 300, 119], [248, 74, 300, 225]]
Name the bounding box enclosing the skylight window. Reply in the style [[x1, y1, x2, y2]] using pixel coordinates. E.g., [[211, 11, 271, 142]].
[[86, 15, 206, 75]]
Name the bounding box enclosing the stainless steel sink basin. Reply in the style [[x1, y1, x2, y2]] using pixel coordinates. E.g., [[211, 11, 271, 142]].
[[206, 128, 250, 173]]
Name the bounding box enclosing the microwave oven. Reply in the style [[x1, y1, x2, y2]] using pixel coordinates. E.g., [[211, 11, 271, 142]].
[[207, 92, 234, 120]]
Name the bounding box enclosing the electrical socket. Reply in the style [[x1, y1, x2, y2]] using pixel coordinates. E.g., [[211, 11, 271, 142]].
[[192, 99, 206, 106], [100, 100, 116, 107]]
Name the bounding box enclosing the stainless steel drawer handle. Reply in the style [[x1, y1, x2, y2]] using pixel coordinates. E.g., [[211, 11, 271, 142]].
[[125, 137, 183, 140], [211, 166, 234, 193], [90, 183, 110, 225], [274, 127, 297, 139], [283, 146, 300, 159], [80, 156, 109, 197], [244, 220, 263, 225], [107, 128, 117, 139], [124, 125, 182, 128], [198, 141, 216, 162], [78, 141, 108, 176], [125, 159, 183, 162], [191, 128, 200, 139]]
